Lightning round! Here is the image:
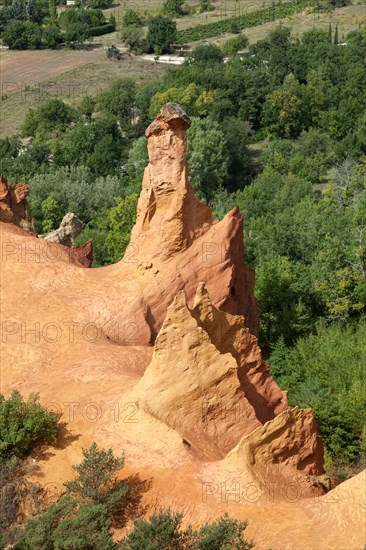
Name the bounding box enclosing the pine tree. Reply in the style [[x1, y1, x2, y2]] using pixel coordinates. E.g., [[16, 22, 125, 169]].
[[64, 443, 129, 512]]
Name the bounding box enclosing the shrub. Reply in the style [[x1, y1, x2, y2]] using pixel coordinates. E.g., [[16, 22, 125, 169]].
[[12, 496, 116, 550], [222, 34, 249, 56], [105, 194, 138, 263], [42, 24, 62, 49], [2, 21, 42, 50], [0, 391, 58, 462], [64, 442, 129, 513], [163, 0, 184, 17], [107, 44, 122, 60], [89, 22, 115, 36], [21, 99, 77, 138], [120, 25, 144, 50], [119, 509, 254, 549], [269, 319, 366, 467], [189, 43, 224, 64], [122, 8, 142, 27]]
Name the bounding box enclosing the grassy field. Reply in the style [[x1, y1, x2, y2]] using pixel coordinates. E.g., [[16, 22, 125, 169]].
[[0, 49, 165, 137]]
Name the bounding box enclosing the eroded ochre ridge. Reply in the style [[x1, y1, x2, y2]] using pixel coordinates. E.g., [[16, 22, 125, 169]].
[[0, 103, 364, 550]]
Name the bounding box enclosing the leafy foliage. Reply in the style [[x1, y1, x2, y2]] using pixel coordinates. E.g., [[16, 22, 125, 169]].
[[119, 509, 254, 549], [146, 15, 177, 55], [122, 9, 142, 27], [0, 391, 58, 462], [222, 34, 249, 57], [2, 21, 42, 49], [163, 0, 184, 17], [269, 320, 366, 466], [27, 165, 124, 232], [21, 99, 77, 139], [105, 194, 138, 263], [12, 496, 116, 550], [64, 443, 129, 512], [187, 116, 229, 201]]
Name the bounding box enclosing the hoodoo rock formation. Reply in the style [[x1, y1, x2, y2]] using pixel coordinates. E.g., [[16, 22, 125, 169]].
[[123, 103, 260, 339], [135, 285, 291, 461], [0, 175, 34, 232], [43, 212, 84, 247], [0, 103, 365, 550]]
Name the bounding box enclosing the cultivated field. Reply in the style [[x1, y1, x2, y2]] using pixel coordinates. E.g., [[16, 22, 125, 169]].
[[213, 2, 366, 45], [103, 0, 292, 32], [0, 49, 165, 137]]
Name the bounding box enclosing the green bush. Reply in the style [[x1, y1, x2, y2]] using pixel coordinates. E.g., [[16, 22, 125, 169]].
[[122, 9, 142, 27], [0, 391, 58, 462], [12, 496, 116, 550], [42, 24, 62, 49], [2, 21, 42, 49], [89, 22, 115, 36], [119, 510, 254, 549], [222, 34, 249, 57], [146, 15, 177, 54], [269, 320, 366, 466], [21, 99, 77, 138], [163, 0, 184, 17], [64, 442, 129, 513]]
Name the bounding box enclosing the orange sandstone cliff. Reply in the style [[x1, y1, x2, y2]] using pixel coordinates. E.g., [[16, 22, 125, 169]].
[[0, 103, 365, 550]]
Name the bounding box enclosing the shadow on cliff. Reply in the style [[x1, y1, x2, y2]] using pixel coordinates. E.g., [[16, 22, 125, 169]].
[[112, 474, 152, 528]]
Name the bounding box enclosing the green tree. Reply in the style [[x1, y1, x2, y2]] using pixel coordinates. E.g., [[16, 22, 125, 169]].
[[64, 442, 129, 512], [87, 0, 111, 8], [262, 86, 303, 138], [146, 15, 177, 55], [105, 194, 138, 263], [13, 496, 117, 550], [42, 24, 62, 49], [189, 43, 224, 64], [163, 0, 184, 17], [97, 78, 136, 130], [149, 83, 200, 119], [187, 116, 229, 201], [120, 25, 144, 51], [52, 116, 124, 176], [41, 196, 62, 233], [27, 165, 124, 232], [269, 320, 366, 467], [222, 34, 249, 57], [123, 136, 148, 194], [122, 8, 142, 27], [21, 99, 77, 138], [79, 95, 96, 120], [0, 391, 58, 462], [2, 21, 42, 50]]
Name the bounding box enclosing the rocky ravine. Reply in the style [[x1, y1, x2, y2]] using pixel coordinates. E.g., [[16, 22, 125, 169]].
[[0, 104, 365, 549]]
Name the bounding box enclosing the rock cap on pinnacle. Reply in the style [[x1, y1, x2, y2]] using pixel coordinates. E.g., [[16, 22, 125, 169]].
[[146, 103, 192, 137]]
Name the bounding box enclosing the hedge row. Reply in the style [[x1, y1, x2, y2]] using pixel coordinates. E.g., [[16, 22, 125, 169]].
[[89, 22, 115, 36], [176, 0, 317, 42]]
